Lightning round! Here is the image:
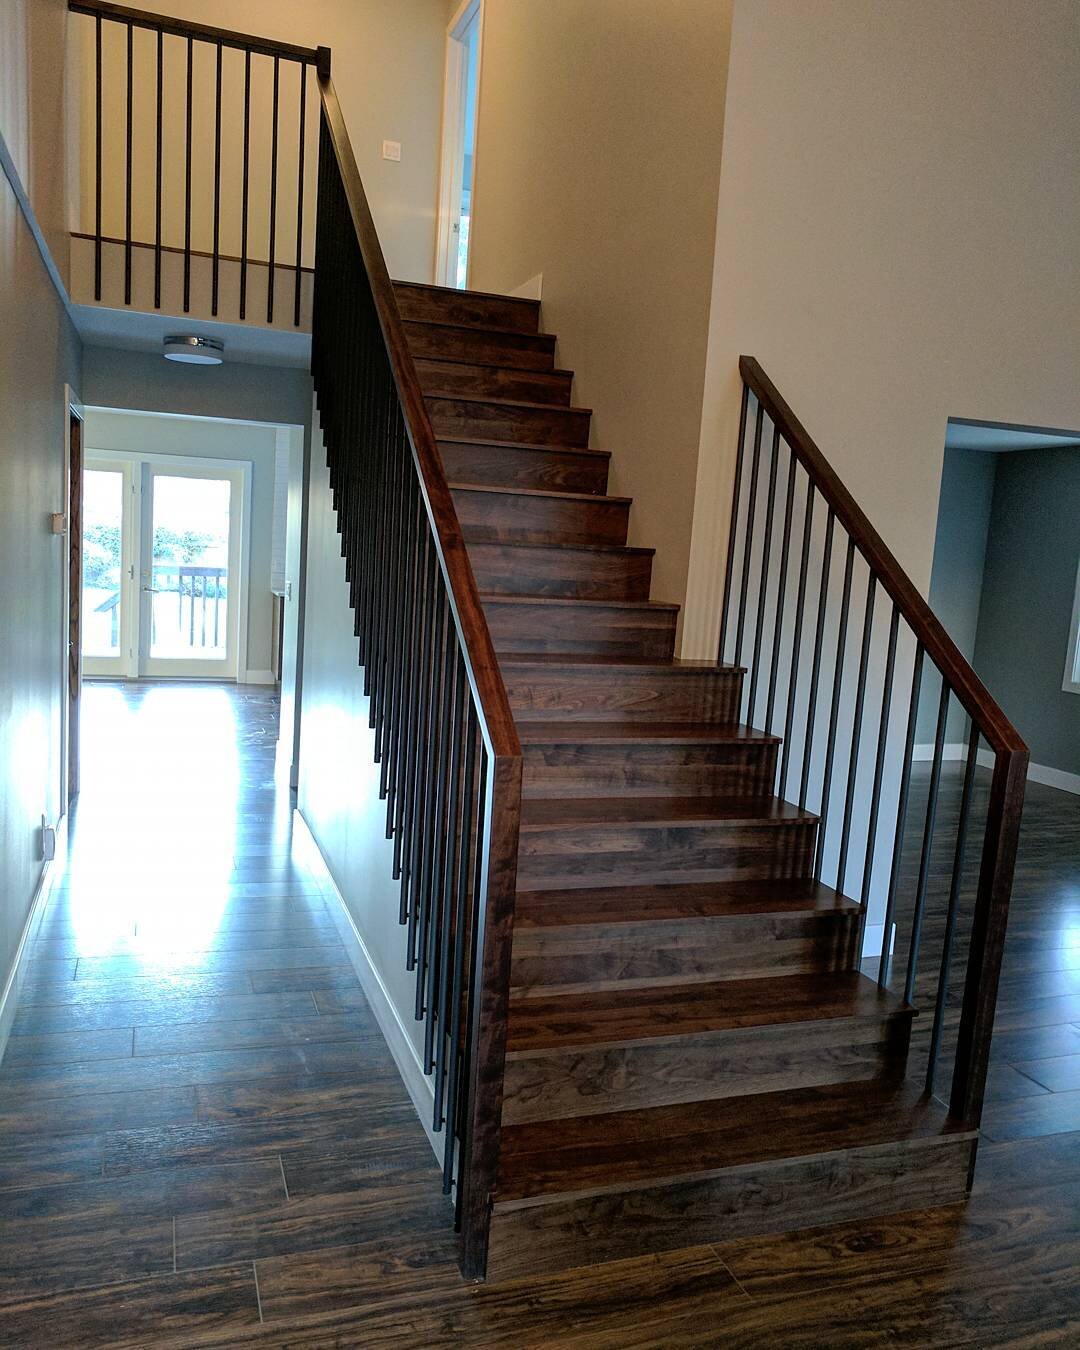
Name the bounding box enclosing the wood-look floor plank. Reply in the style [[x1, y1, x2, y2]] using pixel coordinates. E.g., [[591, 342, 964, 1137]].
[[2, 1026, 133, 1066], [12, 990, 321, 1036], [132, 1010, 378, 1057], [0, 1084, 197, 1138]]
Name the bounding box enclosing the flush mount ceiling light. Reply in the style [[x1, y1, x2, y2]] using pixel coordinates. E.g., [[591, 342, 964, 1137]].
[[163, 335, 225, 365]]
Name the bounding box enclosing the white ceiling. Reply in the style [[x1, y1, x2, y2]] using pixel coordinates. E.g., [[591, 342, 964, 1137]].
[[945, 418, 1080, 454], [73, 304, 311, 370]]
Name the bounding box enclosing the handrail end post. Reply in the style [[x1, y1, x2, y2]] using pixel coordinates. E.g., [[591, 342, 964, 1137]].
[[316, 45, 332, 80]]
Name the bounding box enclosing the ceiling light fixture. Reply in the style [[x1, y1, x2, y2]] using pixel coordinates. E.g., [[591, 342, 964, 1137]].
[[163, 334, 225, 365]]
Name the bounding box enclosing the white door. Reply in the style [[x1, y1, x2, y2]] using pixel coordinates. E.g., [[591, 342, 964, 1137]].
[[139, 464, 244, 679], [81, 458, 136, 678], [436, 0, 482, 289]]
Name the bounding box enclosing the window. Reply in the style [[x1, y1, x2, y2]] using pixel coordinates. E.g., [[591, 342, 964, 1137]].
[[1064, 559, 1080, 695]]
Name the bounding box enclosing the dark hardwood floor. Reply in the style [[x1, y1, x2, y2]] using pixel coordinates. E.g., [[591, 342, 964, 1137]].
[[0, 680, 1077, 1346]]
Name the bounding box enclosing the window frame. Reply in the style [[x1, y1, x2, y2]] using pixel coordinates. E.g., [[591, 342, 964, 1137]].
[[1064, 558, 1080, 695]]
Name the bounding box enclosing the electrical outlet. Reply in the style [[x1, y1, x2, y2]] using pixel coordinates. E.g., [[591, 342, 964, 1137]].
[[41, 814, 56, 862], [381, 139, 402, 162]]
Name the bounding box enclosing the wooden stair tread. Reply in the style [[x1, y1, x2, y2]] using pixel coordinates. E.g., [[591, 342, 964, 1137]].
[[403, 317, 555, 341], [502, 654, 736, 669], [451, 482, 632, 505], [439, 435, 610, 461], [476, 541, 655, 559], [495, 1080, 969, 1202], [481, 595, 678, 613], [513, 878, 860, 928], [427, 392, 594, 415], [505, 971, 912, 1054], [520, 795, 814, 830], [395, 278, 541, 308], [516, 720, 776, 745]]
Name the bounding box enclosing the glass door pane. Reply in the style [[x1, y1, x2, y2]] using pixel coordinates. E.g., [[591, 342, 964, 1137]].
[[82, 466, 127, 674], [455, 14, 480, 288], [142, 470, 237, 677]]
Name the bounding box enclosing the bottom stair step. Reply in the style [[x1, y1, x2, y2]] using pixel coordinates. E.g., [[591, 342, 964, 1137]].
[[488, 1080, 976, 1280]]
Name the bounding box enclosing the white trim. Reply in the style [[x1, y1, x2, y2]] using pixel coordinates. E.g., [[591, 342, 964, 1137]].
[[1063, 558, 1080, 695], [434, 0, 484, 288], [912, 743, 969, 762], [914, 743, 1080, 796], [292, 810, 441, 1161], [1027, 760, 1080, 796], [61, 389, 83, 809], [239, 669, 277, 686], [0, 816, 68, 1069]]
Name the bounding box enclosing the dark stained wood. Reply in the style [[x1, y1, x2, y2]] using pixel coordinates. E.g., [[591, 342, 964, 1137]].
[[403, 317, 556, 370], [66, 409, 82, 805], [452, 483, 631, 548], [468, 539, 655, 601], [502, 656, 743, 723], [69, 0, 321, 63], [394, 280, 541, 333], [427, 392, 593, 449], [416, 357, 573, 405], [484, 596, 679, 661], [438, 436, 611, 495]]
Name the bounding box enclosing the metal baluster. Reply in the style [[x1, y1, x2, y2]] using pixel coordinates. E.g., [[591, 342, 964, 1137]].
[[813, 537, 856, 879], [747, 424, 781, 726], [859, 604, 900, 911], [267, 55, 280, 323], [879, 643, 925, 985], [718, 381, 750, 662], [926, 720, 981, 1094], [211, 41, 222, 315], [415, 593, 449, 1014], [154, 29, 163, 309], [835, 573, 877, 892], [798, 509, 835, 810], [240, 50, 251, 320], [294, 63, 307, 327], [765, 444, 798, 734], [423, 613, 459, 1043], [94, 14, 102, 301], [779, 480, 815, 798], [432, 652, 467, 1105], [734, 402, 765, 674], [183, 36, 193, 312], [395, 505, 426, 887], [125, 22, 133, 305], [905, 678, 951, 1005]]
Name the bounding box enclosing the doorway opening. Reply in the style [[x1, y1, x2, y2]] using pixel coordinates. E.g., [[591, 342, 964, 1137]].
[[435, 0, 483, 289]]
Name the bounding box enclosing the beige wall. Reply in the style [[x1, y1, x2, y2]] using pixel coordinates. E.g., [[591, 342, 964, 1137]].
[[70, 0, 448, 282], [467, 0, 733, 621], [0, 166, 81, 1033], [684, 0, 1080, 657]]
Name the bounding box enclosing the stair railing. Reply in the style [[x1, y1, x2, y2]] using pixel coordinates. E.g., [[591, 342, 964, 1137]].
[[313, 76, 522, 1279], [720, 356, 1028, 1130]]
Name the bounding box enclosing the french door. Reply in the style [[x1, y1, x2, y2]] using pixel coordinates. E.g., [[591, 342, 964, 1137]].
[[82, 456, 245, 680]]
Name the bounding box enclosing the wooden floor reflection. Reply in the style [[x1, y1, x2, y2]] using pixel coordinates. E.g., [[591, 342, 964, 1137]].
[[0, 681, 1076, 1346]]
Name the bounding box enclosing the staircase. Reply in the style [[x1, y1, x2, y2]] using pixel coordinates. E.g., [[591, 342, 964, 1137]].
[[393, 281, 978, 1281]]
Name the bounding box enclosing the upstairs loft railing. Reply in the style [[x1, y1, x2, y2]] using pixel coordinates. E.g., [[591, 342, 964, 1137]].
[[720, 356, 1028, 1130], [69, 0, 324, 325], [312, 76, 523, 1279]]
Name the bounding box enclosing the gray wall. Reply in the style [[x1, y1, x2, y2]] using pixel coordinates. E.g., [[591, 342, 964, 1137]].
[[0, 166, 81, 1008], [975, 446, 1080, 775], [920, 446, 998, 742]]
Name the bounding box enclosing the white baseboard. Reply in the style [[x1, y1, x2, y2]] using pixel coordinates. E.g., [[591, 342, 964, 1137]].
[[292, 810, 440, 1161], [914, 744, 1080, 796], [0, 815, 68, 1068], [238, 669, 277, 687]]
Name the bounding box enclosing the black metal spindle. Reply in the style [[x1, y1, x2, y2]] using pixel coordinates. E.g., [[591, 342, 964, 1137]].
[[124, 22, 133, 305], [718, 382, 750, 661], [411, 588, 446, 983], [154, 28, 162, 308], [813, 536, 856, 879], [424, 626, 460, 1057], [240, 50, 251, 319], [835, 573, 877, 892], [747, 424, 781, 725], [859, 603, 900, 910], [267, 55, 280, 323], [878, 642, 925, 985], [94, 14, 102, 301], [433, 654, 468, 1120], [294, 63, 307, 326], [734, 402, 765, 670], [183, 36, 193, 312], [926, 720, 981, 1094], [798, 509, 835, 810], [765, 445, 798, 733], [904, 678, 951, 1005], [211, 41, 222, 315], [779, 480, 815, 797]]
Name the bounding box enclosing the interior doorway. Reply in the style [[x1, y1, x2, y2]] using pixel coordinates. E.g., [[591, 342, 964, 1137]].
[[435, 0, 483, 289], [66, 404, 84, 808], [81, 453, 248, 681]]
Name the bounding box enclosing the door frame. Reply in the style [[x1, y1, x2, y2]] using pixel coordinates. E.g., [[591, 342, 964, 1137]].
[[80, 448, 253, 682], [434, 0, 484, 288], [64, 393, 84, 809], [81, 455, 138, 679]]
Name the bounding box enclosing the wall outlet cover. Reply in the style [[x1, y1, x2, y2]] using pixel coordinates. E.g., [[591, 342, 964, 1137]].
[[381, 140, 402, 162], [41, 814, 56, 862]]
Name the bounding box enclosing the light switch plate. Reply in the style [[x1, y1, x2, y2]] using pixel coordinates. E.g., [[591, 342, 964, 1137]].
[[381, 139, 402, 162]]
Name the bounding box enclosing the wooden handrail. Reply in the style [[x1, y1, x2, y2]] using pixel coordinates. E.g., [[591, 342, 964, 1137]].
[[739, 356, 1028, 759], [319, 73, 521, 765], [68, 0, 323, 65]]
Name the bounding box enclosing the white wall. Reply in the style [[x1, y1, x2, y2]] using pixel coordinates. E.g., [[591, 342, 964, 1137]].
[[82, 408, 294, 682], [685, 0, 1080, 659]]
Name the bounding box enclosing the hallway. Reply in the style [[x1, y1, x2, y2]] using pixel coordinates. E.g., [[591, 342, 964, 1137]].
[[0, 682, 1078, 1346]]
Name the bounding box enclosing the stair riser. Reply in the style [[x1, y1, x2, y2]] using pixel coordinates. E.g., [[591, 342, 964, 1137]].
[[403, 320, 556, 370], [510, 911, 861, 995], [487, 601, 676, 661], [522, 740, 777, 797], [453, 488, 629, 549], [416, 359, 573, 406], [439, 441, 610, 495], [486, 1135, 974, 1281], [502, 1014, 911, 1125], [516, 819, 817, 889], [427, 395, 592, 449], [468, 543, 653, 602], [504, 666, 743, 723], [395, 285, 540, 333]]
